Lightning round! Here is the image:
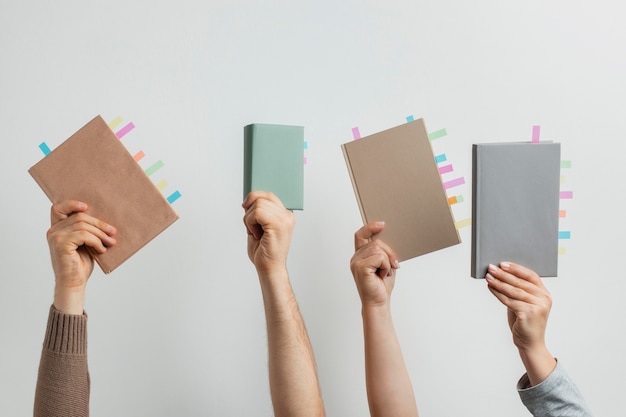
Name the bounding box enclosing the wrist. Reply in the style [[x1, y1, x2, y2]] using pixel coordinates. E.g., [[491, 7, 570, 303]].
[[53, 284, 86, 315], [518, 344, 556, 386]]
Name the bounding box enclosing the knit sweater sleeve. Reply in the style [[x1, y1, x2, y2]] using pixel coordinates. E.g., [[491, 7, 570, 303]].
[[34, 305, 89, 417], [517, 361, 593, 417]]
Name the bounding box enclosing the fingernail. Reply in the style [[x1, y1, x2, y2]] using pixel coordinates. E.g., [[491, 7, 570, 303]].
[[500, 262, 511, 269], [394, 260, 400, 269], [488, 264, 497, 272], [376, 221, 385, 227], [77, 202, 87, 210], [485, 273, 495, 282]]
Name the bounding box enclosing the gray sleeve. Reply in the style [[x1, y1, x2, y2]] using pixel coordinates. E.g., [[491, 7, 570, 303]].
[[517, 361, 592, 417]]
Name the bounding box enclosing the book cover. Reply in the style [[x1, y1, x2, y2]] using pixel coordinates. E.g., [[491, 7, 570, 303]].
[[243, 123, 304, 210], [29, 115, 179, 274], [341, 119, 460, 262], [471, 142, 561, 278]]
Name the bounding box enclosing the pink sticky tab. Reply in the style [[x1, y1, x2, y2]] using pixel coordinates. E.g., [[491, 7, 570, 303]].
[[116, 122, 135, 139], [443, 177, 465, 190], [352, 127, 361, 140], [560, 191, 573, 199], [438, 164, 453, 175], [532, 125, 540, 143]]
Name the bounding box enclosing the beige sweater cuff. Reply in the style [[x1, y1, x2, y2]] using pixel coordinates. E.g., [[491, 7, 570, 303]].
[[43, 305, 88, 355]]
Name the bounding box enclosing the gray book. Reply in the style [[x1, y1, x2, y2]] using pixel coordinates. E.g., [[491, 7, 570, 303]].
[[471, 142, 561, 278]]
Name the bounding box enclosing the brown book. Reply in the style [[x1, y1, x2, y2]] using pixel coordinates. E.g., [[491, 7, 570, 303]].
[[29, 115, 179, 273], [342, 118, 460, 261]]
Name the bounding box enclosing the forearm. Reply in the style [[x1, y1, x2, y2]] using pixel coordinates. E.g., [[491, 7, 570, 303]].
[[53, 284, 86, 315], [518, 344, 557, 387], [34, 305, 89, 417], [258, 269, 325, 417], [362, 304, 418, 417]]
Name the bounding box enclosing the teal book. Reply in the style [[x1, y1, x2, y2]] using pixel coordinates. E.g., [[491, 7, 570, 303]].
[[243, 124, 304, 210]]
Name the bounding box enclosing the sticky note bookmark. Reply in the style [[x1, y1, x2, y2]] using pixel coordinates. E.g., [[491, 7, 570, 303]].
[[133, 150, 145, 162], [443, 177, 465, 190], [559, 210, 567, 218], [406, 115, 415, 122], [145, 160, 164, 176], [39, 142, 51, 156], [428, 128, 447, 141], [438, 164, 454, 175], [352, 127, 361, 140], [532, 125, 541, 143], [559, 231, 571, 239], [560, 191, 574, 199], [166, 190, 182, 204], [455, 218, 471, 229], [434, 154, 447, 164], [116, 122, 135, 139], [108, 116, 123, 130]]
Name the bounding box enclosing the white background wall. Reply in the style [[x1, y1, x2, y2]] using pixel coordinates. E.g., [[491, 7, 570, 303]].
[[1, 1, 623, 416]]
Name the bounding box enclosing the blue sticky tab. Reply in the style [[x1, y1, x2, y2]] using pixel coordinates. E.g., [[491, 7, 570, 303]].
[[167, 190, 182, 204], [39, 142, 51, 156], [304, 141, 308, 150], [434, 154, 447, 164], [406, 115, 414, 122], [558, 231, 571, 239]]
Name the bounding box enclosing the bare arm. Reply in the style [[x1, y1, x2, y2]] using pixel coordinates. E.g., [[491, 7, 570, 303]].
[[351, 222, 418, 417], [486, 262, 556, 386], [243, 192, 325, 417]]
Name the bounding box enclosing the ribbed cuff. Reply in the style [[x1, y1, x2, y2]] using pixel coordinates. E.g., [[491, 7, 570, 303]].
[[42, 305, 88, 355]]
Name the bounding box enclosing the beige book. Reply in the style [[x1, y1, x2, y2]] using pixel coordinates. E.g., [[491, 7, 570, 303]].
[[342, 119, 460, 262], [29, 115, 179, 273]]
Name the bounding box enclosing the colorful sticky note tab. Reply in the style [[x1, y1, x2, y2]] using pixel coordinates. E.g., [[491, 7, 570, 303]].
[[156, 180, 168, 191], [39, 142, 51, 156], [434, 154, 447, 164], [352, 127, 361, 140], [428, 128, 447, 141], [561, 160, 572, 168], [558, 247, 566, 255], [116, 122, 135, 139], [443, 177, 465, 190], [438, 164, 453, 175], [558, 231, 571, 239], [560, 191, 574, 199], [133, 150, 145, 162], [167, 190, 181, 204], [559, 210, 567, 218], [145, 160, 164, 176], [108, 116, 123, 130], [406, 115, 415, 122], [532, 125, 541, 143], [455, 218, 471, 229]]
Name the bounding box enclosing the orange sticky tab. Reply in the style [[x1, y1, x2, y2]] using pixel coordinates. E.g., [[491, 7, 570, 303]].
[[133, 150, 145, 162], [447, 196, 457, 205], [559, 210, 566, 218]]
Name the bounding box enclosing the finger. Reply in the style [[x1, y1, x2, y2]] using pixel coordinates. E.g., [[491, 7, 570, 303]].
[[353, 240, 394, 278], [49, 211, 117, 239], [51, 200, 88, 224], [354, 221, 385, 250], [242, 201, 267, 240], [242, 191, 285, 210], [50, 216, 118, 248], [486, 266, 535, 304], [499, 262, 543, 287], [48, 223, 112, 255]]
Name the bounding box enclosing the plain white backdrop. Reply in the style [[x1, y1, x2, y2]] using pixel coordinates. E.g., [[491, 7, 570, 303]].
[[1, 1, 623, 416]]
